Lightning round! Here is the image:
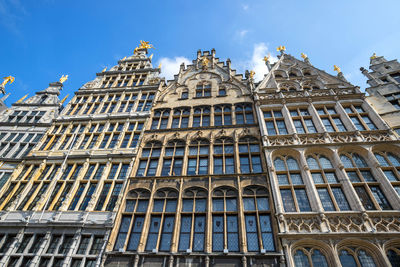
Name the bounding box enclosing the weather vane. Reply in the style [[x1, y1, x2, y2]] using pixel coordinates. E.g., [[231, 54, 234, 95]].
[[0, 76, 15, 94]]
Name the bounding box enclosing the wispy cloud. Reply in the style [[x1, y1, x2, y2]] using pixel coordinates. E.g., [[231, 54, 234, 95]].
[[242, 4, 249, 11], [158, 56, 191, 81], [0, 0, 28, 36]]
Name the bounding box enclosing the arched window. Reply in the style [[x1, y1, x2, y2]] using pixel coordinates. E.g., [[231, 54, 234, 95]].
[[193, 106, 210, 127], [151, 109, 170, 130], [212, 187, 239, 252], [289, 72, 297, 77], [340, 152, 392, 210], [213, 137, 235, 174], [114, 189, 150, 251], [293, 248, 329, 267], [181, 89, 188, 99], [387, 247, 400, 267], [274, 156, 311, 212], [179, 187, 207, 252], [196, 83, 211, 98], [243, 186, 274, 252], [172, 108, 190, 129], [161, 140, 185, 176], [307, 154, 351, 211], [339, 247, 377, 267], [136, 141, 162, 177], [146, 188, 178, 252], [214, 105, 232, 126], [374, 151, 400, 195], [187, 139, 209, 175], [239, 136, 262, 174], [218, 87, 226, 96], [235, 103, 254, 125]]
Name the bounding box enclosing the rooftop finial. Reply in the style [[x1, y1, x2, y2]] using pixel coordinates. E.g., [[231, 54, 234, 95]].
[[59, 75, 68, 84], [277, 45, 286, 54], [263, 54, 270, 63], [249, 70, 255, 79], [201, 56, 209, 69], [301, 53, 308, 59], [0, 76, 15, 94], [102, 67, 107, 72], [333, 65, 341, 74], [60, 94, 69, 104], [370, 53, 377, 60], [16, 94, 28, 103]]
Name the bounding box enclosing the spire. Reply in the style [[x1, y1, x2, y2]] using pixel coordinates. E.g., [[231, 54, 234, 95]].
[[16, 94, 28, 103], [301, 53, 311, 65], [263, 55, 272, 71], [0, 93, 10, 102], [333, 65, 348, 82], [60, 94, 69, 104]]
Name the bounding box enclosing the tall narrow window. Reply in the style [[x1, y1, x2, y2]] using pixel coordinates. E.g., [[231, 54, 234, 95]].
[[239, 136, 262, 173], [307, 154, 351, 211], [187, 139, 209, 175], [263, 110, 288, 135], [344, 104, 377, 131], [235, 103, 254, 124], [243, 186, 275, 252], [214, 105, 232, 126], [274, 156, 311, 212], [339, 247, 377, 267], [290, 107, 317, 134], [213, 137, 235, 174], [136, 141, 162, 177], [374, 151, 400, 195], [341, 152, 392, 210], [162, 140, 185, 176], [151, 109, 170, 130], [146, 189, 177, 252], [114, 189, 149, 251], [316, 106, 347, 132], [212, 187, 239, 252], [172, 108, 190, 128], [179, 187, 207, 252], [192, 106, 210, 127]]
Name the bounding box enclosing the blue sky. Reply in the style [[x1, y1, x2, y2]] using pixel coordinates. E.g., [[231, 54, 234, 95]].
[[0, 0, 399, 105]]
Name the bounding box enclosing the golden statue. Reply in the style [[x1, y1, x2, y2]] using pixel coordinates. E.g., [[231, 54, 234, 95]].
[[158, 63, 162, 69], [122, 56, 127, 61], [249, 70, 255, 79], [1, 76, 15, 87], [277, 45, 286, 52], [333, 65, 341, 73], [370, 53, 377, 60], [263, 54, 271, 63], [59, 75, 68, 84], [201, 56, 209, 67], [149, 54, 153, 61], [134, 40, 155, 53], [301, 53, 308, 59], [102, 67, 107, 72]]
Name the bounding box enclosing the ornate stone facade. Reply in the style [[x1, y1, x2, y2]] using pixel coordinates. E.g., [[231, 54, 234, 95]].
[[0, 47, 161, 267], [105, 50, 282, 267], [254, 51, 400, 267]]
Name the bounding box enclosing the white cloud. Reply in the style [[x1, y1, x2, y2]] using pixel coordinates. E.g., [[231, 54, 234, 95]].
[[238, 42, 278, 82], [242, 4, 249, 10], [157, 56, 191, 81]]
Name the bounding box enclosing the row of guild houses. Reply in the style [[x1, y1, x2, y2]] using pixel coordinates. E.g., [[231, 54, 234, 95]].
[[0, 42, 399, 267]]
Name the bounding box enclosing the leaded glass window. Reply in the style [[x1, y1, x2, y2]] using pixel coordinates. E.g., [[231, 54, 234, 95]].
[[187, 139, 209, 175], [213, 137, 235, 174], [162, 140, 185, 176], [136, 141, 162, 177], [238, 136, 262, 173]]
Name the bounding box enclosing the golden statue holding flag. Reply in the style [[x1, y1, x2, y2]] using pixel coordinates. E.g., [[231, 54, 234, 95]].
[[0, 76, 15, 94]]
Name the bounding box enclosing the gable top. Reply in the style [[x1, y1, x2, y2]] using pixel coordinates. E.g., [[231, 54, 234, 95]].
[[166, 49, 246, 86], [13, 81, 63, 107], [255, 52, 354, 93]]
